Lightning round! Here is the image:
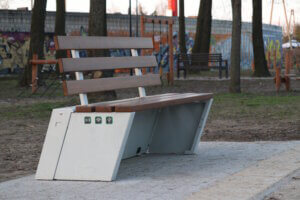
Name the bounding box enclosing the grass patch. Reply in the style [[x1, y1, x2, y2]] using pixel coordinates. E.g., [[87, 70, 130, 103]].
[[0, 77, 64, 99], [0, 101, 76, 120], [210, 93, 300, 120]]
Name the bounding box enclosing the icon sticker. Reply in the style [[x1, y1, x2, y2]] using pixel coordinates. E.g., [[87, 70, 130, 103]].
[[84, 116, 91, 124], [95, 116, 102, 124], [106, 116, 113, 124]]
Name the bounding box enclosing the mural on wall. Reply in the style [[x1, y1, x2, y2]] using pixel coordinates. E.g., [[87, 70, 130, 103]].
[[0, 32, 30, 73], [157, 31, 282, 72], [0, 32, 56, 74], [0, 28, 282, 74], [265, 37, 282, 67]]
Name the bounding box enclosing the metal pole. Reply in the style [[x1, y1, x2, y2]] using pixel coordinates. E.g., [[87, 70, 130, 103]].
[[282, 0, 292, 50], [269, 0, 274, 25], [136, 0, 138, 37], [129, 0, 132, 37]]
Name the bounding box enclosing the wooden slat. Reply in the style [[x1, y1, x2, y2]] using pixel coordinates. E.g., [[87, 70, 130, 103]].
[[59, 56, 157, 73], [64, 74, 161, 95], [115, 93, 213, 112], [75, 93, 178, 112], [55, 36, 153, 50], [75, 93, 213, 112], [30, 59, 58, 65]]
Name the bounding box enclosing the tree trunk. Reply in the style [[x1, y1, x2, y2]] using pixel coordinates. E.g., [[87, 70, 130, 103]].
[[89, 0, 110, 67], [55, 0, 66, 72], [252, 0, 270, 77], [89, 0, 116, 101], [19, 0, 47, 86], [179, 0, 186, 54], [192, 0, 212, 54], [230, 0, 241, 93]]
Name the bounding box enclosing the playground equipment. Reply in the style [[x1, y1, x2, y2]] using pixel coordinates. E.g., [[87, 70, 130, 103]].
[[30, 54, 58, 94], [273, 50, 300, 92], [140, 16, 174, 84], [35, 36, 213, 181]]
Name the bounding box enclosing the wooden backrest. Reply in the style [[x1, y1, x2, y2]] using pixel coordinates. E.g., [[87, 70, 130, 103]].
[[54, 36, 154, 50], [55, 36, 160, 105], [190, 53, 222, 61], [178, 53, 222, 62]]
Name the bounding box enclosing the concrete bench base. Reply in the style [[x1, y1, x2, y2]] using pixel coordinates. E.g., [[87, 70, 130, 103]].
[[36, 99, 213, 181]]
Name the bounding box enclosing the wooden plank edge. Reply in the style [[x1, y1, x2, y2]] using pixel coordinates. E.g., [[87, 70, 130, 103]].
[[54, 36, 60, 50], [75, 105, 114, 112], [114, 94, 213, 112], [62, 81, 69, 96], [58, 59, 64, 73]]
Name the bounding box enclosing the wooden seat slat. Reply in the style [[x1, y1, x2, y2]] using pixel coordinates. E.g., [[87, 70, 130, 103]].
[[115, 93, 212, 112], [54, 36, 153, 50], [95, 93, 195, 112], [63, 74, 161, 96], [76, 93, 178, 112], [59, 56, 157, 73], [75, 93, 213, 113]]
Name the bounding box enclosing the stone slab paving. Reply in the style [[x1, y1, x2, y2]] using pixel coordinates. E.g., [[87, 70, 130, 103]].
[[0, 141, 300, 200], [188, 143, 300, 200]]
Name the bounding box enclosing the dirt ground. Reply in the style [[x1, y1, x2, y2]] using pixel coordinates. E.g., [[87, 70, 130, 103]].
[[0, 77, 299, 183]]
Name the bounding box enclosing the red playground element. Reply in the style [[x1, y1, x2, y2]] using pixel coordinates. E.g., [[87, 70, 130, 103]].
[[168, 0, 178, 16]]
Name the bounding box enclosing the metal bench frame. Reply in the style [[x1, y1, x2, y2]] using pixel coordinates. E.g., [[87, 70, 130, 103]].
[[36, 36, 213, 181]]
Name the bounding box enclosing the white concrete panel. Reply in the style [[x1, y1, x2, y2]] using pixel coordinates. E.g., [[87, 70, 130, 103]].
[[54, 112, 135, 181], [35, 107, 74, 180]]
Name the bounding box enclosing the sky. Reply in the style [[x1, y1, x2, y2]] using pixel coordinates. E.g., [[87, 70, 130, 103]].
[[7, 0, 300, 28]]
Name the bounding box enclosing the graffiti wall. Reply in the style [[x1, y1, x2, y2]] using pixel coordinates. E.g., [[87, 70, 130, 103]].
[[152, 30, 282, 72], [0, 11, 283, 74], [0, 32, 56, 73], [0, 32, 30, 73], [0, 30, 283, 74]]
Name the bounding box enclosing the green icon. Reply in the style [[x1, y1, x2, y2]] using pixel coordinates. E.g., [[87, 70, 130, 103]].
[[84, 116, 91, 124], [95, 116, 102, 124], [106, 116, 113, 124]]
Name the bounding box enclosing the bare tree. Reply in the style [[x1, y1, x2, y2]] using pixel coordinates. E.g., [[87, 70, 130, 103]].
[[179, 0, 187, 54], [89, 0, 116, 100], [139, 3, 148, 15], [192, 0, 212, 54], [155, 0, 168, 16], [20, 0, 47, 86], [252, 0, 270, 77], [294, 24, 300, 42], [230, 0, 241, 93], [0, 0, 9, 9]]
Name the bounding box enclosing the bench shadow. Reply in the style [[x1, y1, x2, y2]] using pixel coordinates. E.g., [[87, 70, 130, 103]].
[[117, 143, 250, 181]]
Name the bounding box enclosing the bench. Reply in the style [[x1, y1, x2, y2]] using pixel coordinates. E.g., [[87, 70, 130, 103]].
[[177, 53, 229, 79], [36, 36, 213, 181]]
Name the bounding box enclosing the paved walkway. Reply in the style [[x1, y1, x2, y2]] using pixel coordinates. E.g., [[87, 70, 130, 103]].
[[0, 141, 300, 200]]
